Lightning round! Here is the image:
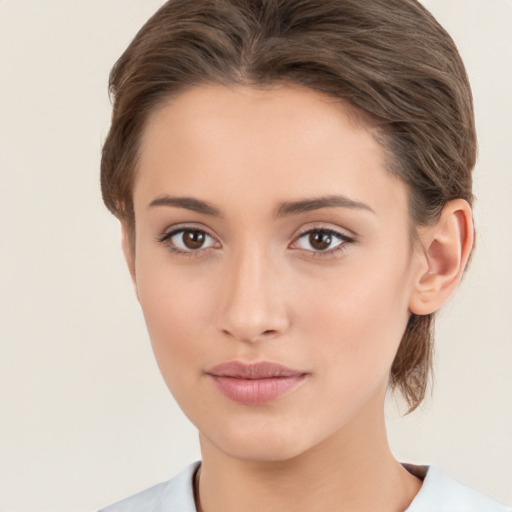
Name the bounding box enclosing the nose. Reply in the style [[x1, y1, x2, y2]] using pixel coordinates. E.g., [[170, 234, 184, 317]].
[[216, 246, 290, 344]]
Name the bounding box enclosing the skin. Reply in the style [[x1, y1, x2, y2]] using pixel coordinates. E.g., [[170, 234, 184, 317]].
[[124, 84, 473, 512]]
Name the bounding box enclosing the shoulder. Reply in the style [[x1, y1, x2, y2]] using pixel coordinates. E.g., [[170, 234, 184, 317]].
[[405, 464, 511, 512], [98, 461, 200, 512]]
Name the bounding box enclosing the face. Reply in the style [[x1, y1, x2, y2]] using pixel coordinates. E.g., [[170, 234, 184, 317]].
[[130, 84, 422, 462]]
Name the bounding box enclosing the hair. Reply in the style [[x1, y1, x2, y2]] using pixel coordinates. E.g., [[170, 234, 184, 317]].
[[101, 0, 476, 412]]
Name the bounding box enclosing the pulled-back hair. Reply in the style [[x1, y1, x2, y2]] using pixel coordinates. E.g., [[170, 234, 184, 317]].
[[101, 0, 476, 411]]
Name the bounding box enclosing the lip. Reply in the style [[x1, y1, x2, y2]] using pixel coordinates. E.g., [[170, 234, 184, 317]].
[[205, 361, 308, 404]]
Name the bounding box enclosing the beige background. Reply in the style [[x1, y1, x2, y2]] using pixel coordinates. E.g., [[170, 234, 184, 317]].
[[0, 1, 510, 510]]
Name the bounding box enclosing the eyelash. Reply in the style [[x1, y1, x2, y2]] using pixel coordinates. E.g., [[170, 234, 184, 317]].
[[156, 227, 218, 258], [156, 226, 355, 259], [294, 227, 354, 258]]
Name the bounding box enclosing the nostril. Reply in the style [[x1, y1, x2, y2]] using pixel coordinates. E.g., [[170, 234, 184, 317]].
[[221, 328, 278, 343]]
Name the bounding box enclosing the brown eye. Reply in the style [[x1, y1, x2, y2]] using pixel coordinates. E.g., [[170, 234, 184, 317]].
[[309, 230, 332, 251], [159, 228, 218, 254], [182, 230, 206, 250], [293, 228, 350, 254]]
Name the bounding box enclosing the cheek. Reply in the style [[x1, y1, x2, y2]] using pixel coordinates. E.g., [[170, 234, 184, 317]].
[[135, 261, 217, 385], [295, 253, 412, 381]]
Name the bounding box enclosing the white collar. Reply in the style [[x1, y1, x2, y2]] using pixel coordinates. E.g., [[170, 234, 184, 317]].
[[403, 463, 509, 511]]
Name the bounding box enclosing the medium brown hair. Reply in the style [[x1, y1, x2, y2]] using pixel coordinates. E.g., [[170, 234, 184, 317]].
[[101, 0, 476, 411]]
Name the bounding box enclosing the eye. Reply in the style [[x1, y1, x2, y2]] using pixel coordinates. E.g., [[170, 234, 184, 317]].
[[292, 228, 353, 255], [158, 228, 218, 255]]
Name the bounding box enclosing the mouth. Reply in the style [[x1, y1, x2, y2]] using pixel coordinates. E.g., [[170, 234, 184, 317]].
[[205, 361, 308, 404]]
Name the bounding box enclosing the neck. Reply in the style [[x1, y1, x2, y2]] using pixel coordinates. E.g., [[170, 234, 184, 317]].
[[195, 389, 422, 512]]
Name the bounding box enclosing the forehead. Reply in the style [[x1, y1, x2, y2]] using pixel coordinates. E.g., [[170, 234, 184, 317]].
[[134, 84, 407, 220], [140, 83, 374, 158]]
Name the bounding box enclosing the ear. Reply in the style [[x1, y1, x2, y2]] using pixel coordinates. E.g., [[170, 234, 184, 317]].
[[120, 222, 139, 299], [409, 199, 474, 316]]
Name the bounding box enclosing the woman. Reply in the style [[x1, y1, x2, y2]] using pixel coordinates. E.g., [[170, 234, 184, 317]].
[[98, 1, 510, 510]]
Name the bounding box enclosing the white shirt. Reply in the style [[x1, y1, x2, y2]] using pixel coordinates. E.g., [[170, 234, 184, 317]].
[[98, 461, 510, 512]]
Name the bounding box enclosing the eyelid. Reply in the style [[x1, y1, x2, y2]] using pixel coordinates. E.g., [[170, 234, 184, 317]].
[[156, 224, 221, 256], [289, 225, 356, 257], [291, 223, 355, 241]]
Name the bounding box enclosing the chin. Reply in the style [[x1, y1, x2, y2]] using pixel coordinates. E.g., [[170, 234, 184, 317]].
[[218, 438, 307, 463], [201, 417, 317, 463]]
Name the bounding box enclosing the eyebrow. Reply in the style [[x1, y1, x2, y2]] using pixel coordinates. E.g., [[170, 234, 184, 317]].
[[148, 196, 223, 217], [275, 195, 375, 217], [148, 194, 375, 217]]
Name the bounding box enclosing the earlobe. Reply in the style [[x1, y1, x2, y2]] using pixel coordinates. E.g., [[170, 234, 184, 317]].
[[409, 199, 474, 316], [120, 222, 139, 299]]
